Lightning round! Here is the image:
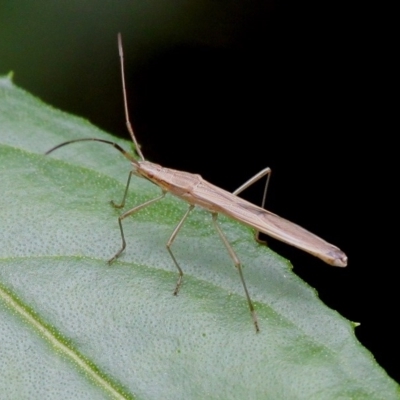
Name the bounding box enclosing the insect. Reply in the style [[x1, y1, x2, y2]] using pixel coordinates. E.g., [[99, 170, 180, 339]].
[[46, 34, 347, 332]]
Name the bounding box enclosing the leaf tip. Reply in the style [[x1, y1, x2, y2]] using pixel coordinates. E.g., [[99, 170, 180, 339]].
[[0, 72, 15, 88]]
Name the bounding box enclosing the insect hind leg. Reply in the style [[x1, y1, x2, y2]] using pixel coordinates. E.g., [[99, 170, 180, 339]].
[[211, 213, 260, 333], [232, 167, 272, 244]]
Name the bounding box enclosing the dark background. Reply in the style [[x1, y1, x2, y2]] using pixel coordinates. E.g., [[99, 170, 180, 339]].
[[1, 1, 395, 383]]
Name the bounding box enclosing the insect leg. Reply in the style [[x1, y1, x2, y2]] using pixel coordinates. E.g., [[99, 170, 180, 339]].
[[233, 167, 271, 243], [166, 205, 195, 295], [211, 213, 260, 333], [108, 192, 166, 264], [233, 167, 271, 208], [110, 170, 134, 209]]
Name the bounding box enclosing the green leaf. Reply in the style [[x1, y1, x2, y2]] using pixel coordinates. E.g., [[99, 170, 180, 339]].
[[0, 74, 398, 399]]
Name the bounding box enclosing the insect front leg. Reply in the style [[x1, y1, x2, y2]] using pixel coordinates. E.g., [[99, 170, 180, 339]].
[[166, 205, 195, 295], [211, 213, 260, 333], [233, 167, 272, 244], [110, 170, 134, 209], [108, 191, 166, 264]]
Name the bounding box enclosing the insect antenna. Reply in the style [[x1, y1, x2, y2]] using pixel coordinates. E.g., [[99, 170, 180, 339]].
[[45, 33, 144, 165], [118, 33, 145, 161], [45, 138, 139, 166]]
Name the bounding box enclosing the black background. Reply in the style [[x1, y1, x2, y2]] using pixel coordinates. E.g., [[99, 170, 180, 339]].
[[1, 1, 395, 383]]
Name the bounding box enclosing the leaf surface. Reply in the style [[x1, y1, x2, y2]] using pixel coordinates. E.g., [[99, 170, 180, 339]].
[[0, 75, 398, 399]]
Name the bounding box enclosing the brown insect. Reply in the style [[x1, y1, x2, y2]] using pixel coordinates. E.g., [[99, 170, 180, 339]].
[[46, 34, 347, 332]]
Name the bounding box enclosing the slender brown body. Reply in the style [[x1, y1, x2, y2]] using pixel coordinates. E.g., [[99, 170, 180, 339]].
[[137, 161, 347, 267]]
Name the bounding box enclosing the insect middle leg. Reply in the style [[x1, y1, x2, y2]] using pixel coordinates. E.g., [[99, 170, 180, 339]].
[[233, 167, 272, 243], [211, 213, 260, 333], [166, 205, 195, 295]]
